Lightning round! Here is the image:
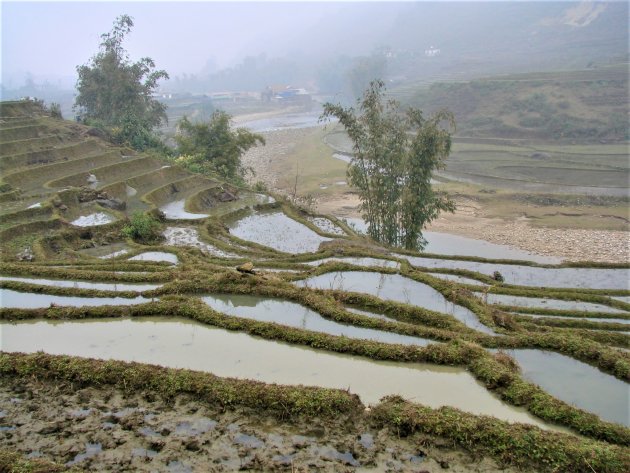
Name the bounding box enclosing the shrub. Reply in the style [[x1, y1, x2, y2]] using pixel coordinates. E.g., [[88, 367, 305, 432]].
[[121, 211, 162, 243], [49, 102, 63, 119]]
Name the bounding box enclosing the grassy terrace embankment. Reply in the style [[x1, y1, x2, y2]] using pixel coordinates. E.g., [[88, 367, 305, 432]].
[[1, 99, 629, 471]]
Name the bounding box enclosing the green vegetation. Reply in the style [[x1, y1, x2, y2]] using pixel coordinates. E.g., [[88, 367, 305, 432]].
[[1, 100, 629, 471], [174, 112, 264, 182], [401, 65, 629, 142], [372, 396, 629, 473], [322, 80, 455, 250], [75, 15, 169, 150], [3, 352, 628, 472], [121, 211, 162, 243]]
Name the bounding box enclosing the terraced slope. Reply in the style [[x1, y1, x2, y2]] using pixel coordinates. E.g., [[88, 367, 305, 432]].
[[1, 100, 629, 472], [0, 100, 266, 254]]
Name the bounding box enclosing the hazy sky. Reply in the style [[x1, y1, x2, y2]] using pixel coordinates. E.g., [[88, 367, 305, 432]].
[[2, 0, 621, 89], [1, 1, 346, 86]]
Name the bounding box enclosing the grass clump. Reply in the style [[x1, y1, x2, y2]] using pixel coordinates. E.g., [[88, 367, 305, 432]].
[[371, 396, 630, 473], [0, 352, 361, 419], [121, 211, 162, 244]]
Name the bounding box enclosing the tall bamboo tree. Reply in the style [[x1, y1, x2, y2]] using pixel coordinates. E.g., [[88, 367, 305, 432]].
[[322, 80, 455, 250]]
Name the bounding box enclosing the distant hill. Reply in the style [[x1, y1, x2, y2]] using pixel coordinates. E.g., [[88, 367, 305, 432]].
[[383, 1, 628, 79], [396, 63, 628, 143]]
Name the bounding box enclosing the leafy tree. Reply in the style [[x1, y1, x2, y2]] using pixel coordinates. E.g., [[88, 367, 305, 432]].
[[174, 111, 264, 182], [74, 15, 169, 150], [322, 80, 455, 250]]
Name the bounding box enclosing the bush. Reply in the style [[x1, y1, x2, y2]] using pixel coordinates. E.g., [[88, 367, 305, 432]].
[[253, 181, 268, 192], [121, 211, 162, 243], [49, 102, 63, 119]]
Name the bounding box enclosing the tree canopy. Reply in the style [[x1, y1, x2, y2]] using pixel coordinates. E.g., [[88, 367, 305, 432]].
[[322, 80, 455, 250], [74, 15, 169, 150], [174, 111, 265, 182]]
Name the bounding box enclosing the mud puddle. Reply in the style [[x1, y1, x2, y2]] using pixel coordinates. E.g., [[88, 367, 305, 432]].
[[0, 379, 527, 472]]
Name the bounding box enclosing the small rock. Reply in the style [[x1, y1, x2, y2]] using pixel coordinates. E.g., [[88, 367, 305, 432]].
[[236, 262, 255, 274], [16, 248, 34, 261], [96, 198, 126, 211], [38, 422, 63, 435], [217, 190, 238, 202], [184, 439, 200, 451]]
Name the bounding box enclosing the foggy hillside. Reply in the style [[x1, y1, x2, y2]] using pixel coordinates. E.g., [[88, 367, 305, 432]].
[[171, 1, 628, 94], [3, 1, 627, 102]]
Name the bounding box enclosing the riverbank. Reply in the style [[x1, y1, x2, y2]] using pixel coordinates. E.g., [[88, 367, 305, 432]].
[[242, 126, 629, 264], [317, 193, 629, 263]]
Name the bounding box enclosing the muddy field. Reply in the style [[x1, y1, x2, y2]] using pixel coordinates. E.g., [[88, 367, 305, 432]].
[[1, 377, 524, 473]]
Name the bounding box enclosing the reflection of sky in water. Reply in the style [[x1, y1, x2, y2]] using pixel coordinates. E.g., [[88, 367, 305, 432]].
[[296, 271, 496, 335], [482, 292, 628, 314], [405, 256, 629, 290], [498, 349, 629, 427], [203, 294, 432, 346], [2, 317, 548, 427], [227, 211, 331, 253], [0, 289, 152, 308]]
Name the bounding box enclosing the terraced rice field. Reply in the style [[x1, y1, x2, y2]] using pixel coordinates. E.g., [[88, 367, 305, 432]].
[[1, 100, 629, 472]]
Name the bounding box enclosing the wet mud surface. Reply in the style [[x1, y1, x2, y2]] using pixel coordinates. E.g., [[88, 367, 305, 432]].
[[1, 378, 524, 472]]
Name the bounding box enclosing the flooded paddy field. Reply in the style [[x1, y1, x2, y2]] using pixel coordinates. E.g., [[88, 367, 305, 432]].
[[162, 227, 237, 258], [0, 276, 161, 292], [226, 210, 331, 253], [0, 288, 152, 308], [306, 256, 401, 270], [497, 349, 629, 427], [202, 293, 433, 346], [480, 293, 629, 314], [0, 317, 547, 426], [1, 102, 629, 472], [346, 218, 558, 264], [404, 256, 630, 290], [296, 271, 497, 335], [128, 252, 179, 265]]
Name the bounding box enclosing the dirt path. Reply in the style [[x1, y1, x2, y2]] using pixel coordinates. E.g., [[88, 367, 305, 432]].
[[1, 378, 524, 472]]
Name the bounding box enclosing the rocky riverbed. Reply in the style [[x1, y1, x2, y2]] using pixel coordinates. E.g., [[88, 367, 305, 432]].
[[241, 125, 628, 263]]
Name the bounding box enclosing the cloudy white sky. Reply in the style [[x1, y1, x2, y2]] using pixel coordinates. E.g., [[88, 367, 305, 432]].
[[2, 0, 621, 89], [1, 1, 347, 86]]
